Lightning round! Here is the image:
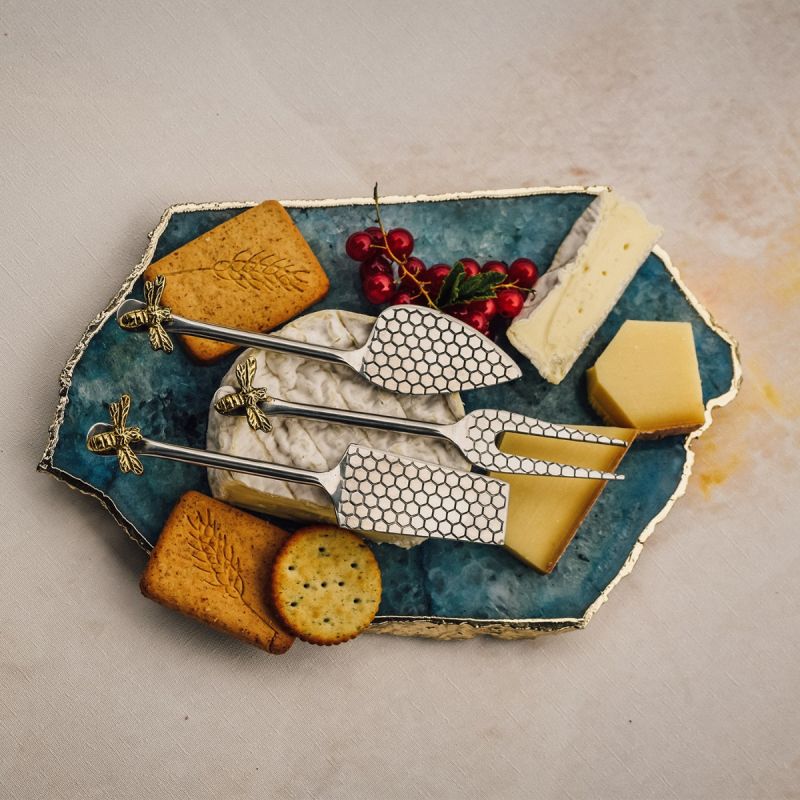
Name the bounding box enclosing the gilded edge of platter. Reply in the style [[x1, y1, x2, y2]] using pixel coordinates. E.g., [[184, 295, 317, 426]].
[[37, 186, 743, 641]]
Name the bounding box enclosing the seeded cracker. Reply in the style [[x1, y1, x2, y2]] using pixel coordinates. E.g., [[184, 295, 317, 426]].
[[271, 527, 382, 645]]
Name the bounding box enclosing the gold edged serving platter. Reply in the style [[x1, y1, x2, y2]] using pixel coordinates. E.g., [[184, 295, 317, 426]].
[[38, 186, 741, 640]]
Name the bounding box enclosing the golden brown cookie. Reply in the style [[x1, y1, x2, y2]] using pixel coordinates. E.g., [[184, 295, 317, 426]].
[[271, 526, 382, 645], [144, 200, 329, 362], [140, 491, 295, 654]]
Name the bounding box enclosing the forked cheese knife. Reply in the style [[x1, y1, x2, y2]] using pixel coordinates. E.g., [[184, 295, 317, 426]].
[[117, 276, 521, 395], [215, 356, 626, 480], [86, 395, 508, 546]]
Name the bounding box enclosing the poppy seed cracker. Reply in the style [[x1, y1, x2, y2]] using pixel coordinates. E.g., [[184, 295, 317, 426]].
[[271, 526, 382, 645]]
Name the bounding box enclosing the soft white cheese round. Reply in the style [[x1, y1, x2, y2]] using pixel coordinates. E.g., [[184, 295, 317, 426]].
[[206, 309, 469, 547]]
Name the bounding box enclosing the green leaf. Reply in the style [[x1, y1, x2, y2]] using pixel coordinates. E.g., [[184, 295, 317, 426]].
[[435, 262, 508, 307], [453, 271, 505, 304], [436, 262, 466, 307]]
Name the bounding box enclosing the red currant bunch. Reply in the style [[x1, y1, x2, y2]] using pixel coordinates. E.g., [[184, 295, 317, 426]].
[[343, 190, 539, 336], [345, 225, 422, 304]]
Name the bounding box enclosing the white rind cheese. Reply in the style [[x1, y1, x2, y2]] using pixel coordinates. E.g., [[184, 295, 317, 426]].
[[206, 309, 469, 547], [507, 190, 662, 384]]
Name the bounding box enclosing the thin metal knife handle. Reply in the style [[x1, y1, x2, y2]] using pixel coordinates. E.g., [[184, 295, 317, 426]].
[[165, 312, 362, 369], [137, 436, 326, 487], [262, 397, 453, 441]]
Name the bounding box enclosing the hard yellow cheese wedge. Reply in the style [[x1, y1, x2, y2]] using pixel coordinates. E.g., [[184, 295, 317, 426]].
[[492, 426, 636, 573], [587, 320, 705, 437]]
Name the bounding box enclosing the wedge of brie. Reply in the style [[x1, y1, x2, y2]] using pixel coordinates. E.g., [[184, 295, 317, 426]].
[[206, 309, 469, 547], [507, 190, 662, 384]]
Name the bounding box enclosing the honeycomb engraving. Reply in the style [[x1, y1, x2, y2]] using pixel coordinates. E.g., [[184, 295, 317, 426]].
[[337, 444, 508, 545], [360, 306, 520, 394], [462, 409, 624, 479]]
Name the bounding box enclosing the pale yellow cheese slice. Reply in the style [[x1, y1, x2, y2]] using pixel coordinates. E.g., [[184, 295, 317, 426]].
[[587, 320, 705, 437], [507, 191, 662, 384], [492, 426, 636, 573]]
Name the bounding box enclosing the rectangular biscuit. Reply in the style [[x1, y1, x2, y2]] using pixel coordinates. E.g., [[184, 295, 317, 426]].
[[144, 201, 329, 362], [140, 491, 295, 653]]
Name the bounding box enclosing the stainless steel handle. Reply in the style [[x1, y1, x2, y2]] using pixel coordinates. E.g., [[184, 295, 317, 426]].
[[263, 397, 453, 441], [116, 299, 360, 369], [165, 312, 360, 369], [137, 436, 326, 487]]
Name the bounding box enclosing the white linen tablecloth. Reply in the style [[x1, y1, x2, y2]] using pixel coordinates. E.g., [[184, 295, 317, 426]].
[[1, 1, 798, 797]]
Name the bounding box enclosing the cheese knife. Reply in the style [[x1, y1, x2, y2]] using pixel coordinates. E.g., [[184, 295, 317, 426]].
[[117, 277, 521, 395], [86, 394, 508, 546], [215, 356, 626, 480]]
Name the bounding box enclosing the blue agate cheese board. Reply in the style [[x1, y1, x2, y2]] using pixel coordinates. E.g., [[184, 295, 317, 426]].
[[38, 187, 741, 640]]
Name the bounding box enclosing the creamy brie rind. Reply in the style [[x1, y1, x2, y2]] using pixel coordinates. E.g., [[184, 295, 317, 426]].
[[206, 309, 469, 548], [507, 190, 663, 384]]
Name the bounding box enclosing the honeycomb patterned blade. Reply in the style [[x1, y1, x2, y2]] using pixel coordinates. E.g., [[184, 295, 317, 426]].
[[336, 444, 508, 545], [461, 409, 624, 480], [360, 306, 521, 395]]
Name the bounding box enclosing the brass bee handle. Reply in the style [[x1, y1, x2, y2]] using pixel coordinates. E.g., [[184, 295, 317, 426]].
[[213, 356, 273, 433], [87, 397, 327, 488], [117, 275, 174, 353], [85, 394, 145, 475]]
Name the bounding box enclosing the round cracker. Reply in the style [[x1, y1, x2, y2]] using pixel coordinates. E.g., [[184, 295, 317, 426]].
[[270, 526, 381, 645]]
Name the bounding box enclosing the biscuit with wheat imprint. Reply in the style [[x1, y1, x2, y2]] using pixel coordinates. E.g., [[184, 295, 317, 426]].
[[271, 526, 382, 645], [143, 200, 329, 362], [140, 491, 295, 653]]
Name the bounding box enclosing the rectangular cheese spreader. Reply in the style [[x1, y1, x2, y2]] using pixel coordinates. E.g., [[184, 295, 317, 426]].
[[86, 395, 509, 546]]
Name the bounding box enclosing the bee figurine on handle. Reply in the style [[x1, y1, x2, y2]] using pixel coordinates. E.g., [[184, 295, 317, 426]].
[[86, 394, 144, 474], [214, 356, 273, 433], [118, 275, 174, 353]]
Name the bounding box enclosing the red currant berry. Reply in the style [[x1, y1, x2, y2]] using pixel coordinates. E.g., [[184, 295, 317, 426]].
[[397, 275, 418, 293], [386, 228, 414, 259], [402, 256, 426, 278], [362, 273, 395, 305], [462, 310, 490, 335], [345, 231, 373, 261], [360, 254, 393, 281], [496, 288, 525, 318], [392, 291, 415, 305], [468, 298, 498, 319], [482, 260, 508, 276], [424, 264, 452, 292], [365, 226, 384, 244], [509, 258, 539, 288], [458, 258, 480, 277], [449, 303, 468, 320]]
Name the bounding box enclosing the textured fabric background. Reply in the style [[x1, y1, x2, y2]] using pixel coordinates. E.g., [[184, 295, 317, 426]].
[[1, 2, 798, 798]]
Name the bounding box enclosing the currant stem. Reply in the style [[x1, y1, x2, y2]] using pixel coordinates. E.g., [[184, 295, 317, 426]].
[[496, 282, 535, 293], [370, 184, 535, 308], [372, 184, 436, 308]]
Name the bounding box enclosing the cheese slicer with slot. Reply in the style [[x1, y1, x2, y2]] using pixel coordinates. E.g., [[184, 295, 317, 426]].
[[86, 394, 509, 546], [214, 356, 626, 480], [116, 276, 521, 395]]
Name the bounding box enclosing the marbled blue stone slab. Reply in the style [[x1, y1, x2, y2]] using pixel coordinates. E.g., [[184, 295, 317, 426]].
[[43, 191, 737, 628]]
